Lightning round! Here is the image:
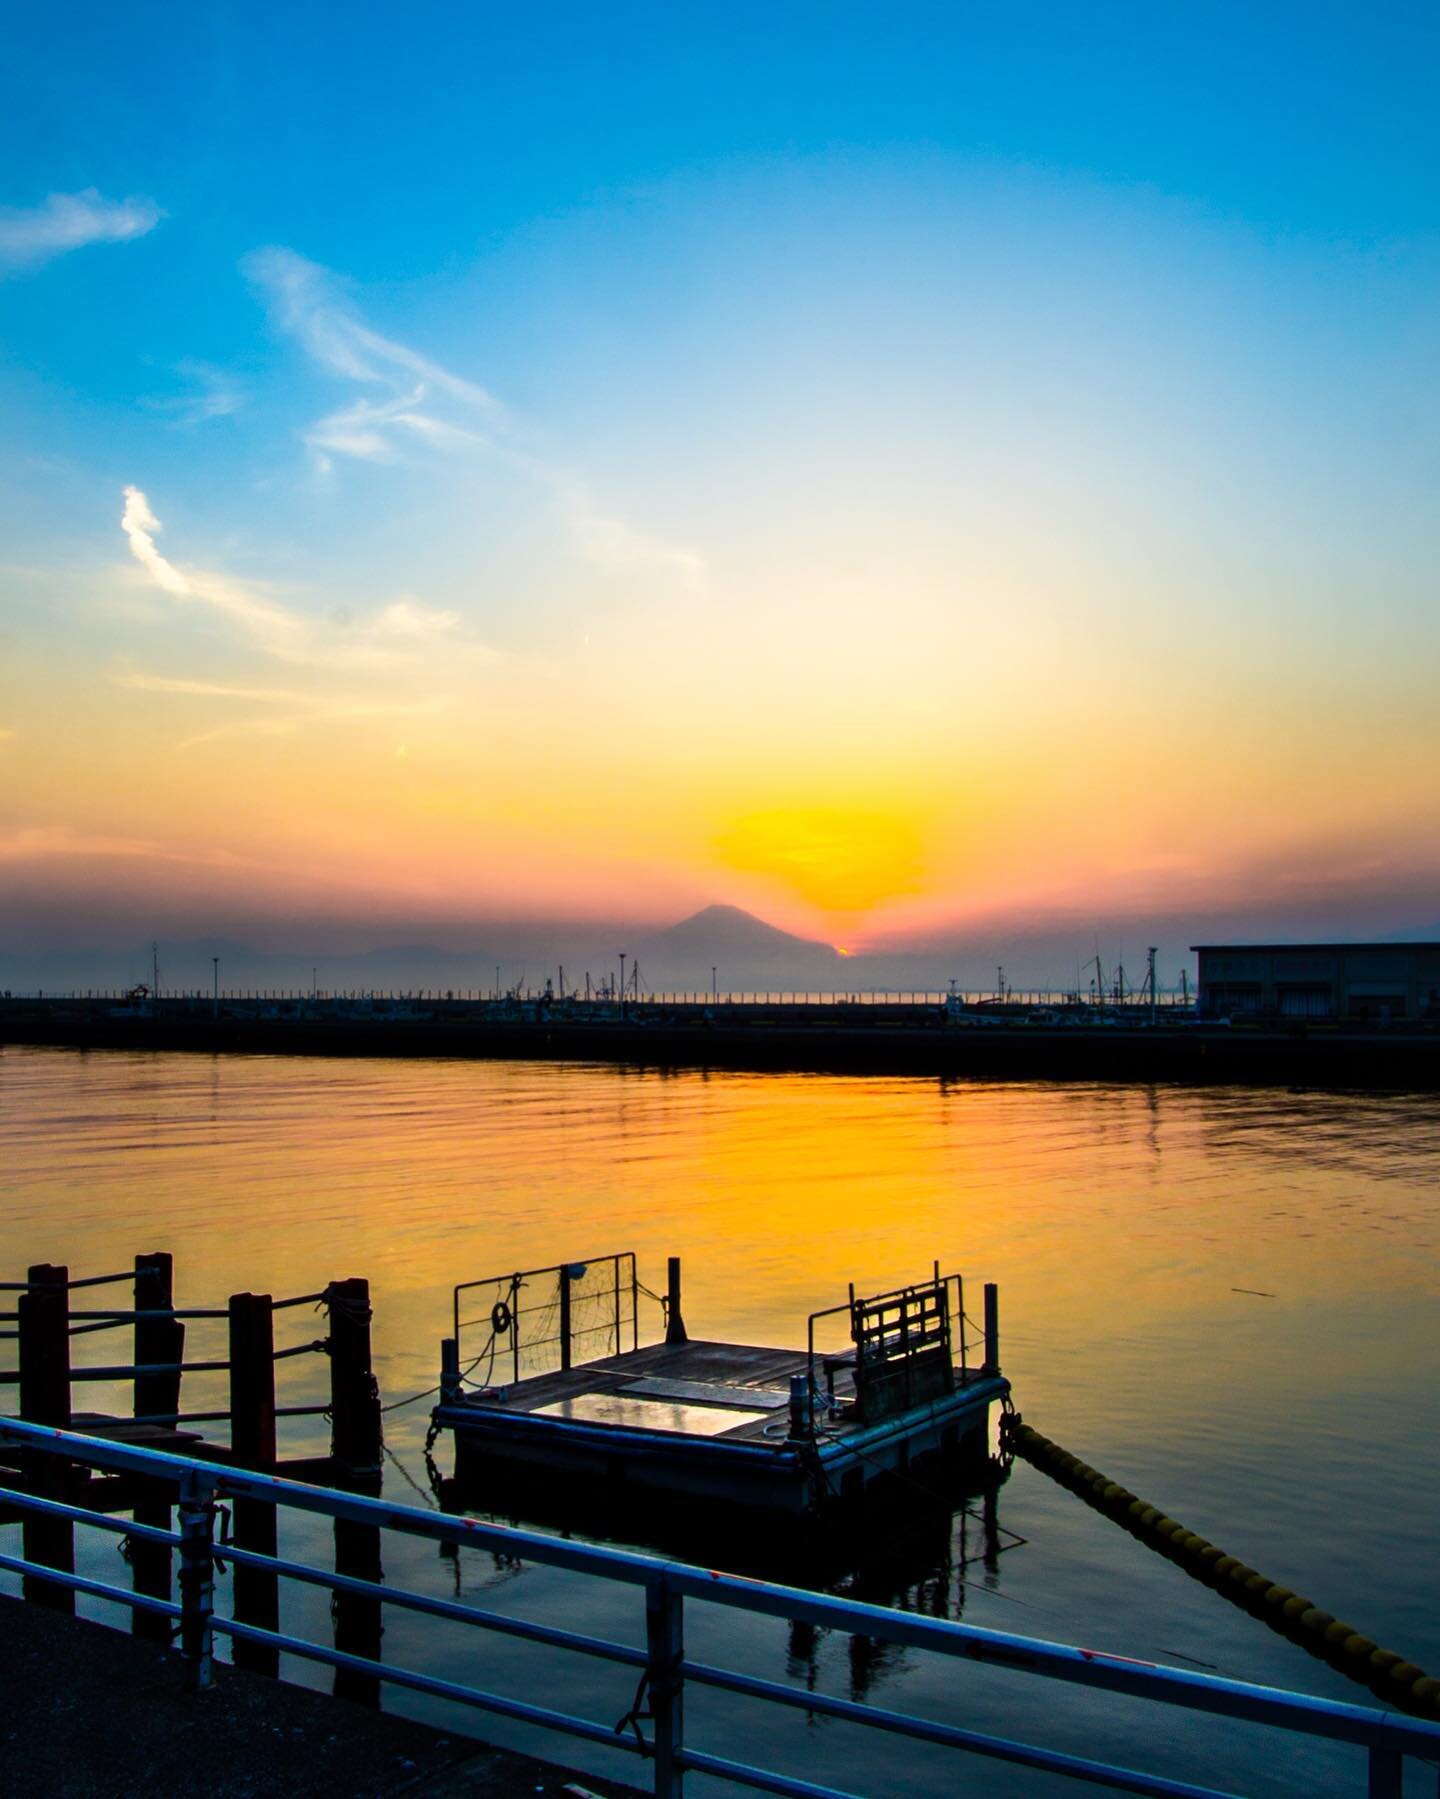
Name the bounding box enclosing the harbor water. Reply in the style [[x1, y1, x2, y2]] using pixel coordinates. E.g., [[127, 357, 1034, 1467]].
[[2, 1046, 1437, 1794]]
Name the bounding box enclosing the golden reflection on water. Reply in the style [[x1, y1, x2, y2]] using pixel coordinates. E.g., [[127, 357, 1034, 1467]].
[[2, 1047, 1437, 1442]]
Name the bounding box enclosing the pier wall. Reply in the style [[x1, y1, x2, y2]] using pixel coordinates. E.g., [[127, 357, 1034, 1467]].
[[5, 996, 1440, 1086]]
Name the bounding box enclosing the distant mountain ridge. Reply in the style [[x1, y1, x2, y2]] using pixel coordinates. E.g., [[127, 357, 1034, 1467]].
[[635, 904, 841, 989]]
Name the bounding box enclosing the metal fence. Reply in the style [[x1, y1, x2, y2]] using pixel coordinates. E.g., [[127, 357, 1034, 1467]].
[[452, 1252, 643, 1387], [0, 1419, 1436, 1797]]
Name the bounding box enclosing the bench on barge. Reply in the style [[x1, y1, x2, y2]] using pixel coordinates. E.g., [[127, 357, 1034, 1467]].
[[429, 1254, 1007, 1514]]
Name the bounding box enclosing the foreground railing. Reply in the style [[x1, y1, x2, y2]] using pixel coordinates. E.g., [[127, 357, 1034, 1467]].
[[0, 1420, 1435, 1798]]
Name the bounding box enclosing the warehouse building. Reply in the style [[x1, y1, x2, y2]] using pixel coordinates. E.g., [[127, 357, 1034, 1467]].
[[1193, 943, 1440, 1022]]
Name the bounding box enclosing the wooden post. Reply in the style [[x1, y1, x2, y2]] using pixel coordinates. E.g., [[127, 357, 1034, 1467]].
[[132, 1252, 182, 1638], [326, 1278, 384, 1704], [19, 1263, 73, 1611], [558, 1265, 572, 1372], [228, 1291, 278, 1674], [665, 1256, 688, 1346], [983, 1282, 1000, 1374], [645, 1578, 685, 1796], [327, 1278, 382, 1479], [331, 1495, 384, 1707]]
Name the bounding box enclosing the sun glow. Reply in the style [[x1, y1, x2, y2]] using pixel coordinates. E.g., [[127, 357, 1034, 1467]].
[[713, 806, 927, 917]]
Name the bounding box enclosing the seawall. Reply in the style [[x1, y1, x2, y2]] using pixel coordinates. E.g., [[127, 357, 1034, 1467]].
[[5, 997, 1440, 1087]]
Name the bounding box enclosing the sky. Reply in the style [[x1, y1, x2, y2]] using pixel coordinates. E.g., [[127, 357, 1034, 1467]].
[[2, 2, 1438, 966]]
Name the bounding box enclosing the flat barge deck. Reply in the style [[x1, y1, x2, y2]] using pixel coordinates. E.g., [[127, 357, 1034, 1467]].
[[431, 1257, 1007, 1516]]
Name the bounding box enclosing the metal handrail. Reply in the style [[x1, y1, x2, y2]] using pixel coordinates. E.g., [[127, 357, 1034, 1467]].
[[452, 1251, 641, 1381], [0, 1418, 1434, 1798]]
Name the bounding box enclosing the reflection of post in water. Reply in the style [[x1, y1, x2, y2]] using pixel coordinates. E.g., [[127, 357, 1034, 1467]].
[[131, 1251, 182, 1641], [982, 1481, 1001, 1576], [327, 1278, 384, 1706], [228, 1290, 279, 1676], [786, 1617, 819, 1688]]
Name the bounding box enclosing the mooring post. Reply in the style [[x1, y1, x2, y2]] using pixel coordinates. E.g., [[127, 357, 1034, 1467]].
[[983, 1282, 1000, 1375], [132, 1251, 183, 1638], [787, 1372, 813, 1443], [645, 1577, 685, 1797], [177, 1470, 217, 1692], [19, 1263, 73, 1611], [327, 1277, 382, 1479], [326, 1276, 385, 1704], [134, 1251, 184, 1422], [558, 1265, 573, 1373], [439, 1336, 461, 1404], [228, 1290, 278, 1674], [665, 1256, 688, 1346], [331, 1494, 385, 1708]]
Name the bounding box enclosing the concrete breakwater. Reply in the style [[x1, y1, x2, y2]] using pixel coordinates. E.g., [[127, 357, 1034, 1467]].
[[5, 994, 1440, 1086]]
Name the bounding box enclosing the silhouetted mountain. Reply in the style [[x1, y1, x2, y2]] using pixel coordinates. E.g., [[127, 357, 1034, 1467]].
[[635, 905, 841, 989]]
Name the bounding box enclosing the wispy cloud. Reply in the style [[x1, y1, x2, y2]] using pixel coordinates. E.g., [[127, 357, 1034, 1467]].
[[244, 247, 502, 415], [244, 246, 703, 591], [119, 485, 466, 671], [173, 694, 445, 751], [147, 360, 246, 426], [113, 671, 306, 702], [0, 824, 245, 867], [0, 189, 161, 275]]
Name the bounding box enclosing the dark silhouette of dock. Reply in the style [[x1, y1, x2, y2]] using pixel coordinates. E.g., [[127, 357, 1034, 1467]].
[[5, 991, 1440, 1087]]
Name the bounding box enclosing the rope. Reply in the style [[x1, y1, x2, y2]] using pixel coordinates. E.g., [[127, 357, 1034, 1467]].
[[383, 1443, 439, 1509], [380, 1340, 496, 1414], [1003, 1417, 1440, 1720]]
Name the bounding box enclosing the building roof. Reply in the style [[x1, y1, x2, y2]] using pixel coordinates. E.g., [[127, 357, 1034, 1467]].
[[1190, 942, 1440, 953]]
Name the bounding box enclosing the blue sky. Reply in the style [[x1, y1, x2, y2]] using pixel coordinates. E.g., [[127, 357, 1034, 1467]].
[[1, 3, 1438, 954]]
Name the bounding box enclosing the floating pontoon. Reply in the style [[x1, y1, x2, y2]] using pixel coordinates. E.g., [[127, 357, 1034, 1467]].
[[429, 1255, 1007, 1515]]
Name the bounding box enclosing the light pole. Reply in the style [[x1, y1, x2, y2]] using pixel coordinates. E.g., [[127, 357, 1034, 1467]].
[[212, 956, 219, 1021], [712, 965, 718, 1003]]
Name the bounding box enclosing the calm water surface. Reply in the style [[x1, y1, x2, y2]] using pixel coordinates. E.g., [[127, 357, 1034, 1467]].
[[2, 1048, 1437, 1795]]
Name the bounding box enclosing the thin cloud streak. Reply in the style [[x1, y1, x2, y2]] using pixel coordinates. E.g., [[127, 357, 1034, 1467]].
[[173, 693, 446, 751], [244, 247, 502, 411], [118, 486, 470, 671], [0, 824, 248, 867], [245, 246, 704, 591], [148, 360, 246, 425], [112, 672, 307, 702], [0, 189, 161, 274]]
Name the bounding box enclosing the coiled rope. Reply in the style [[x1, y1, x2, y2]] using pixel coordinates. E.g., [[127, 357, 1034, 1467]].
[[1001, 1415, 1440, 1720]]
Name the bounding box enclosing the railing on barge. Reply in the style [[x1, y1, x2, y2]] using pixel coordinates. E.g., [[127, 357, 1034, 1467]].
[[452, 1251, 654, 1386], [0, 1420, 1435, 1798]]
